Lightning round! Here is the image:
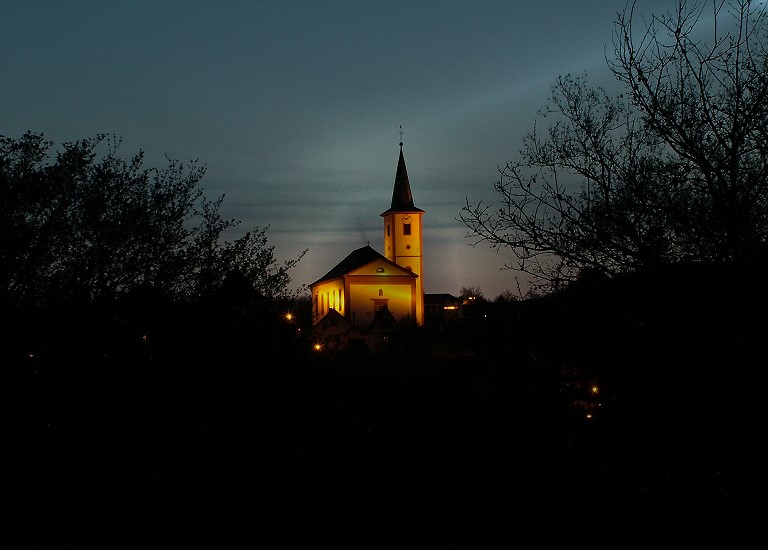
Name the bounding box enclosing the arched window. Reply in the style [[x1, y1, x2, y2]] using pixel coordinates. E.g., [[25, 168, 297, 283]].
[[378, 289, 383, 296]]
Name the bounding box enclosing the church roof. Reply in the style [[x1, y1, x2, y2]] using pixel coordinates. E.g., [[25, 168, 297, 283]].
[[365, 305, 398, 332], [309, 245, 416, 287], [381, 142, 424, 216]]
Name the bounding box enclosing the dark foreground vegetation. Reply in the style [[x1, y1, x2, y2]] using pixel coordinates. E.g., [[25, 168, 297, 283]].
[[4, 261, 766, 548], [4, 1, 767, 543]]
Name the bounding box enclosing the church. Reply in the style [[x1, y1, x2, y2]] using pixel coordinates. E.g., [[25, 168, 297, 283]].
[[309, 142, 426, 351]]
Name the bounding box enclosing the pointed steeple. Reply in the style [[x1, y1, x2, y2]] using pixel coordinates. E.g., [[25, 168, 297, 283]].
[[382, 142, 424, 215]]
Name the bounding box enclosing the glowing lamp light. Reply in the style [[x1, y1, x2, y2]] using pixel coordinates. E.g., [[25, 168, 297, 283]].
[[591, 385, 599, 395], [314, 343, 322, 351], [285, 313, 293, 321]]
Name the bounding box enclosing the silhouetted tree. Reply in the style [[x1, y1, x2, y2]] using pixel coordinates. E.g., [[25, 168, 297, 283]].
[[459, 0, 768, 287], [458, 285, 485, 303], [0, 131, 305, 308], [493, 290, 519, 303]]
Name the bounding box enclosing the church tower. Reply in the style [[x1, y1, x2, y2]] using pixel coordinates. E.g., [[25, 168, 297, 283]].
[[381, 142, 425, 326]]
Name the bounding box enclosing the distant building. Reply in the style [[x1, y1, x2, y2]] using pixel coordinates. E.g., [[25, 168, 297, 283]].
[[309, 142, 425, 349], [424, 293, 462, 328]]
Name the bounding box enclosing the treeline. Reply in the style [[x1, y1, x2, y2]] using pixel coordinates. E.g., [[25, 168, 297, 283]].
[[1, 131, 309, 369], [3, 129, 766, 546]]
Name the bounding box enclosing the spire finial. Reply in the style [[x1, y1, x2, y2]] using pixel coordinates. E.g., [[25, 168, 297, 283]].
[[399, 125, 403, 149]]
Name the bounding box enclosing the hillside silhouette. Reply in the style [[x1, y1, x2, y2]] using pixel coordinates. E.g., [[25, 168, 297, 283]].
[[4, 258, 766, 547]]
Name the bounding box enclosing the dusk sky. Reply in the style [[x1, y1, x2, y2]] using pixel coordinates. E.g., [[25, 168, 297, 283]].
[[2, 0, 675, 299]]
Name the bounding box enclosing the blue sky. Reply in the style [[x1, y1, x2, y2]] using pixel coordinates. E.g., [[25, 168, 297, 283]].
[[1, 0, 675, 298]]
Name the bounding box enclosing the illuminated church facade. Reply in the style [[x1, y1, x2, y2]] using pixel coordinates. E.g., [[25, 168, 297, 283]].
[[309, 142, 425, 349]]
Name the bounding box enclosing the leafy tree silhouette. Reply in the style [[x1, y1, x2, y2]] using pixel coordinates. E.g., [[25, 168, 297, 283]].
[[0, 131, 305, 370]]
